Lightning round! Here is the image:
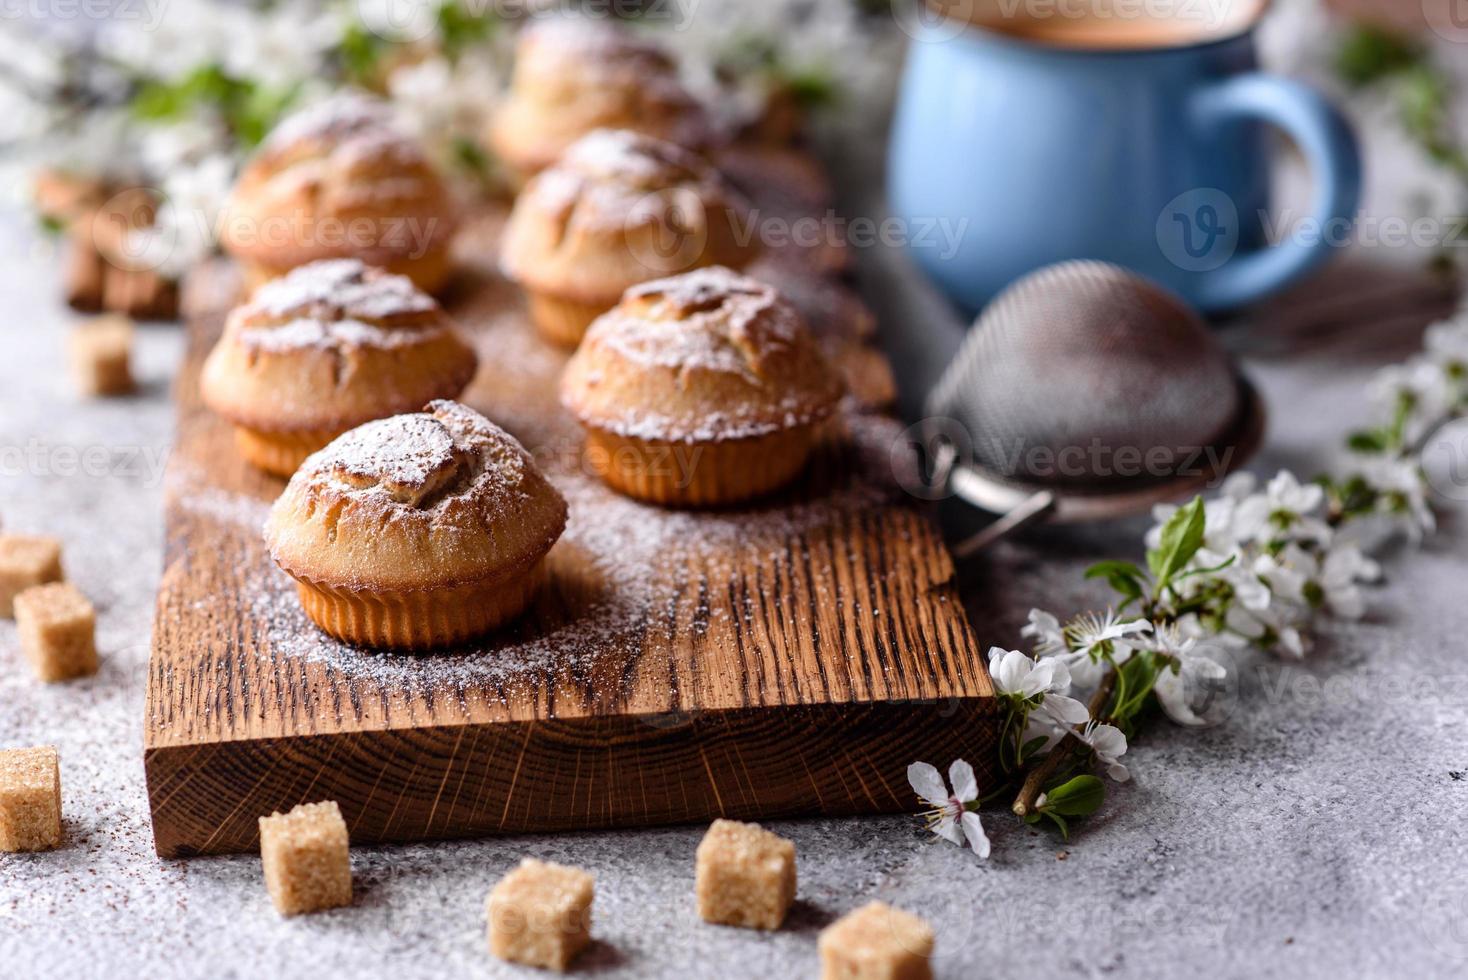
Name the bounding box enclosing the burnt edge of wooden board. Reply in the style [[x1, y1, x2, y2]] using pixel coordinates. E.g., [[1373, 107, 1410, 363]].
[[146, 698, 1002, 857]]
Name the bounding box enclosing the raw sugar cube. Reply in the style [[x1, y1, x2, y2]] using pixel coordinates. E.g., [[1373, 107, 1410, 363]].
[[819, 901, 935, 980], [68, 314, 135, 396], [695, 818, 796, 929], [258, 801, 352, 916], [0, 535, 63, 618], [15, 582, 97, 683], [0, 746, 62, 852], [486, 858, 594, 971]]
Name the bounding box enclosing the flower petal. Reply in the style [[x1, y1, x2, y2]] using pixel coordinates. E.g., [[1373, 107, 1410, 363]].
[[948, 759, 978, 803], [1156, 669, 1205, 726], [1040, 693, 1090, 726], [961, 811, 990, 859], [993, 649, 1033, 695], [1024, 658, 1059, 696], [1087, 723, 1128, 759], [931, 814, 965, 846], [907, 762, 947, 806]]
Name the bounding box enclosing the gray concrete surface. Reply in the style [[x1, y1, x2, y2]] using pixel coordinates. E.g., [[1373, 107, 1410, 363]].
[[3, 180, 1468, 980]]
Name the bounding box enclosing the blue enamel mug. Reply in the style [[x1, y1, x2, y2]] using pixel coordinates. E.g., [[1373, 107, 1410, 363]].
[[887, 3, 1361, 313]]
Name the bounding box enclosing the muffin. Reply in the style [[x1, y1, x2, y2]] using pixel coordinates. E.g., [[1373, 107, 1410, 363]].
[[220, 93, 459, 293], [265, 400, 567, 650], [200, 259, 478, 477], [488, 17, 713, 183], [500, 129, 756, 347], [560, 267, 843, 507]]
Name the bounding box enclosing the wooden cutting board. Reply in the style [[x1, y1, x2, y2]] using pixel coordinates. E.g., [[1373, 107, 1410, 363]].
[[144, 150, 999, 858]]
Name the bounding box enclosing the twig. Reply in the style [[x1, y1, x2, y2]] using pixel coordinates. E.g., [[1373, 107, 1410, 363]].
[[1012, 671, 1117, 817]]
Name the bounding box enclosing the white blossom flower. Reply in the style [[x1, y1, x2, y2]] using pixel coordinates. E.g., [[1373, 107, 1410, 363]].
[[1021, 608, 1066, 658], [1225, 601, 1308, 658], [907, 760, 989, 858], [1149, 624, 1227, 726], [1067, 610, 1151, 658], [1232, 471, 1330, 547], [1080, 722, 1130, 782], [1315, 544, 1380, 617], [988, 647, 1089, 728], [1424, 316, 1468, 376], [1049, 609, 1151, 689], [1368, 359, 1452, 444]]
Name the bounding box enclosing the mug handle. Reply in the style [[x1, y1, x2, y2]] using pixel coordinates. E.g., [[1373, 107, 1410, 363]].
[[1188, 73, 1361, 310]]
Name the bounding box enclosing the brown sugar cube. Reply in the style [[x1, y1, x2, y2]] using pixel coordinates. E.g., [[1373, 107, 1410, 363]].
[[258, 801, 352, 916], [695, 818, 797, 930], [819, 902, 935, 980], [68, 314, 135, 396], [0, 746, 62, 852], [486, 858, 594, 971], [15, 583, 97, 683], [0, 535, 63, 618]]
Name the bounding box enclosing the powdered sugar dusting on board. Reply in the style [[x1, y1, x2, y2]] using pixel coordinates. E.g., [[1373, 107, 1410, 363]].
[[235, 415, 906, 690]]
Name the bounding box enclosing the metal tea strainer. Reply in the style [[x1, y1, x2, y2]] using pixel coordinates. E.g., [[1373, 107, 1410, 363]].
[[922, 261, 1265, 555]]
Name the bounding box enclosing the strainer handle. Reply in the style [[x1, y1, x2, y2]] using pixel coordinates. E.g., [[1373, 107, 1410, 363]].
[[1189, 73, 1361, 310]]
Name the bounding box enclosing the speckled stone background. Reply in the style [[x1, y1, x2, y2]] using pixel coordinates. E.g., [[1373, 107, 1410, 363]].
[[5, 12, 1468, 978]]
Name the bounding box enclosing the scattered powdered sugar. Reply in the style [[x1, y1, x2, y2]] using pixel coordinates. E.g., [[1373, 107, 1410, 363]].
[[170, 484, 271, 534], [238, 316, 434, 353], [559, 128, 706, 188], [245, 259, 437, 323], [520, 15, 675, 69], [585, 402, 827, 444], [593, 268, 798, 374], [260, 90, 403, 154], [316, 413, 460, 492], [243, 422, 901, 691]]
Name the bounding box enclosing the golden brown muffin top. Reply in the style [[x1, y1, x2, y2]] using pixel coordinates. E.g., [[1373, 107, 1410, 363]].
[[500, 129, 755, 304], [560, 267, 843, 443], [221, 93, 456, 270], [200, 260, 476, 433], [489, 17, 713, 174], [266, 401, 567, 593]]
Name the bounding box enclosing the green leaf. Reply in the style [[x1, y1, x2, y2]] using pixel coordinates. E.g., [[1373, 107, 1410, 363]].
[[1334, 25, 1421, 88], [1147, 496, 1206, 591], [1039, 775, 1105, 817], [1085, 560, 1145, 601], [1112, 654, 1162, 723], [339, 21, 386, 84], [451, 136, 491, 178], [1019, 735, 1049, 763], [437, 0, 498, 58], [1172, 553, 1237, 582], [1043, 810, 1071, 840]]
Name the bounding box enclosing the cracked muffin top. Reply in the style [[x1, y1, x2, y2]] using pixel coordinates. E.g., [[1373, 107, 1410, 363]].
[[559, 267, 843, 443], [499, 129, 755, 305], [265, 400, 568, 593], [220, 92, 457, 275], [488, 17, 713, 176], [200, 259, 477, 434]]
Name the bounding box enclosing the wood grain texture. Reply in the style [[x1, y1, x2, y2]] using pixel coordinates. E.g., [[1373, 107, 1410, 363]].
[[145, 150, 998, 857]]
